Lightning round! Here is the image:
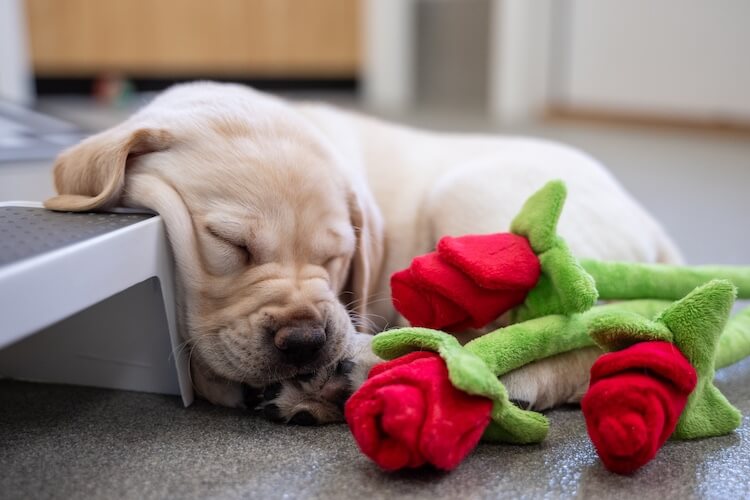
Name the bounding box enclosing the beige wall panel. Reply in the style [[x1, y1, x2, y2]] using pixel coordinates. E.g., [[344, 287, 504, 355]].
[[27, 0, 360, 76]]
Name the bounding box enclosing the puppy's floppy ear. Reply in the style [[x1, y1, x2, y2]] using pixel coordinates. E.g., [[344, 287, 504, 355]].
[[346, 179, 385, 332], [45, 126, 173, 212]]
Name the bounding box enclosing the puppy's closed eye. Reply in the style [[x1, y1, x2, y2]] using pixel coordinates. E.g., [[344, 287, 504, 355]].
[[205, 225, 252, 267]]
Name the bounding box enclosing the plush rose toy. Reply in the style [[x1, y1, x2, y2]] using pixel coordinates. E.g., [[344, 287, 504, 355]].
[[345, 351, 493, 470], [391, 181, 750, 330], [347, 281, 750, 473], [581, 279, 750, 474]]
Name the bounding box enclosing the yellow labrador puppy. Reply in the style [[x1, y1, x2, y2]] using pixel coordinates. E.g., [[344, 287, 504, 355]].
[[46, 82, 680, 424]]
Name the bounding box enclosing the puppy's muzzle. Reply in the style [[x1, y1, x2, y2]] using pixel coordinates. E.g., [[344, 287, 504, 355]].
[[273, 322, 326, 366]]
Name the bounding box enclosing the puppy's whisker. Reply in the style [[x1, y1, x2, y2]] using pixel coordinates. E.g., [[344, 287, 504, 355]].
[[349, 310, 391, 333], [354, 309, 390, 324], [350, 314, 378, 332], [342, 293, 392, 310]]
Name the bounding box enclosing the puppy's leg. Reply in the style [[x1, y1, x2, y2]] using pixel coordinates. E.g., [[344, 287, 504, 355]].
[[499, 347, 602, 410], [190, 354, 258, 409]]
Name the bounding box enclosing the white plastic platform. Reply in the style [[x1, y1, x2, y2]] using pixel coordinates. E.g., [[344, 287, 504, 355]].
[[0, 202, 192, 405]]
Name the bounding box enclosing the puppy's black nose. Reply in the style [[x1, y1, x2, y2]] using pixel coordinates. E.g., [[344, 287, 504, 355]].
[[274, 324, 326, 365]]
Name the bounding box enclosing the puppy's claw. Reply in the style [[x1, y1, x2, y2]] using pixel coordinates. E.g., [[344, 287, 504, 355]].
[[241, 384, 263, 409], [262, 382, 282, 401]]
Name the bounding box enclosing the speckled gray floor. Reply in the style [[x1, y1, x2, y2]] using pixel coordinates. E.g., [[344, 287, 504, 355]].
[[2, 357, 750, 499]]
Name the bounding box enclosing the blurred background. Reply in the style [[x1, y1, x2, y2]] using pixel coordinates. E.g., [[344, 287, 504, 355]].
[[1, 0, 749, 263]]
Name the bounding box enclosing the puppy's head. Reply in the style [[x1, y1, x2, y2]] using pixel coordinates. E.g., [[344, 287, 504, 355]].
[[45, 83, 383, 388]]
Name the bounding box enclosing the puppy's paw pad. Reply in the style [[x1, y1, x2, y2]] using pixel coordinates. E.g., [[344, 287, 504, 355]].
[[509, 399, 531, 411], [288, 410, 318, 426], [262, 403, 285, 422]]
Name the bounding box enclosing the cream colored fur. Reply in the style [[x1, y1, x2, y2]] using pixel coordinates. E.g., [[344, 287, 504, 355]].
[[45, 82, 681, 420]]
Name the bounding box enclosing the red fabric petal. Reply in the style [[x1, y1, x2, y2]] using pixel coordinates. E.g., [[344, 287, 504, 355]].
[[590, 341, 697, 394], [390, 268, 469, 330], [345, 352, 493, 471], [372, 385, 427, 469], [581, 341, 697, 475], [390, 231, 540, 331], [408, 253, 527, 328], [437, 233, 541, 290]]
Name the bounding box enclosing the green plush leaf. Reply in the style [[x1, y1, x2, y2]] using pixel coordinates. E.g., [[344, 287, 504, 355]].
[[540, 244, 598, 314], [674, 384, 741, 439], [371, 327, 462, 360], [507, 181, 598, 322], [588, 309, 673, 351], [444, 349, 505, 401], [511, 240, 598, 323], [510, 180, 567, 254], [657, 280, 736, 373], [658, 280, 743, 440]]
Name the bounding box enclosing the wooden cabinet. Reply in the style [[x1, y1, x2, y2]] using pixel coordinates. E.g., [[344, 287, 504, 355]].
[[26, 0, 360, 77]]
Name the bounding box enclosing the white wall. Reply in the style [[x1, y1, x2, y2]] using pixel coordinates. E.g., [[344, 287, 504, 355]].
[[361, 0, 416, 111], [555, 0, 750, 122], [0, 0, 34, 104], [488, 0, 552, 123]]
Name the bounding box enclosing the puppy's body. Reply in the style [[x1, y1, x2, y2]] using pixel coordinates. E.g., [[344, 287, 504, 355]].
[[46, 82, 681, 422], [300, 104, 681, 330]]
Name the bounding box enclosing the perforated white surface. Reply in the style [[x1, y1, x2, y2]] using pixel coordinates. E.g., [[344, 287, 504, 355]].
[[0, 206, 151, 267]]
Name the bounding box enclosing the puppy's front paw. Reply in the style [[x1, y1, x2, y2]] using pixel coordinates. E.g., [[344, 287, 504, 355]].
[[250, 333, 381, 425], [499, 347, 601, 411], [255, 359, 357, 425]]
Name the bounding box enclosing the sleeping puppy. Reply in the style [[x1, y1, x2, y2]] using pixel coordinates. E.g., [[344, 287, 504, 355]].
[[45, 82, 681, 424]]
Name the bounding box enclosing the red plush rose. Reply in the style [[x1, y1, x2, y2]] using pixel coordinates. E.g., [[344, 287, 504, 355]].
[[581, 341, 697, 475], [391, 232, 541, 331], [345, 351, 493, 471]]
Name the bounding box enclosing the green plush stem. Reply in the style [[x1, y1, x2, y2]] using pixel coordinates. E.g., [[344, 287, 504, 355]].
[[581, 259, 750, 300], [464, 300, 672, 377], [715, 305, 750, 369]]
